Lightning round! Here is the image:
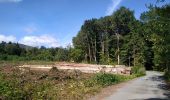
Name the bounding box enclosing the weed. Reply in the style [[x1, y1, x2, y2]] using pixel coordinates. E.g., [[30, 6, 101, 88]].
[[131, 66, 146, 77]]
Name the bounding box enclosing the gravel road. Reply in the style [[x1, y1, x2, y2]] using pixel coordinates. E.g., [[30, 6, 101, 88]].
[[105, 71, 170, 100]]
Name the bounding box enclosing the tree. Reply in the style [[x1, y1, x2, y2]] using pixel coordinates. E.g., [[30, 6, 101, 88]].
[[70, 48, 84, 62], [141, 4, 170, 71], [73, 7, 139, 65]]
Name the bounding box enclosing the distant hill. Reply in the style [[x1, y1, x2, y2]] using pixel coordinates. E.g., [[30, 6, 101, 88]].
[[0, 41, 34, 50], [18, 43, 34, 50]]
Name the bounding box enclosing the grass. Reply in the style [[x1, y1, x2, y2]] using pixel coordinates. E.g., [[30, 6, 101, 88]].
[[91, 73, 135, 87], [0, 62, 143, 100], [131, 66, 146, 77]]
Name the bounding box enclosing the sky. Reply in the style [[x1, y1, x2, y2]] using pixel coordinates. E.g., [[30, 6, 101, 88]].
[[0, 0, 169, 47]]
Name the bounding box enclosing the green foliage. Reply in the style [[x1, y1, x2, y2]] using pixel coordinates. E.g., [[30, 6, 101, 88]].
[[141, 4, 170, 71], [131, 66, 146, 77], [73, 7, 137, 64], [70, 48, 84, 62], [73, 3, 170, 71], [0, 73, 26, 99], [54, 48, 69, 61], [92, 73, 132, 86], [99, 53, 113, 65], [164, 70, 170, 81], [0, 42, 71, 62]]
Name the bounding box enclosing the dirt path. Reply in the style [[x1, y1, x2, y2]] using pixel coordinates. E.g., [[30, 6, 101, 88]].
[[92, 71, 170, 100]]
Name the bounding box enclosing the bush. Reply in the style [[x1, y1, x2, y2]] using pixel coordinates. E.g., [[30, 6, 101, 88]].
[[70, 48, 84, 62], [164, 70, 170, 81], [92, 73, 133, 87], [99, 54, 114, 65], [131, 66, 146, 77]]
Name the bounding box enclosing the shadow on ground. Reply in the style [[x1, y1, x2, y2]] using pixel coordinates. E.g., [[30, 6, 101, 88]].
[[151, 74, 170, 99]]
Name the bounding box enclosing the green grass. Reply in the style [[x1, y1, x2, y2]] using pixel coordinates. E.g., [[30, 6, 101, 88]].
[[91, 73, 135, 87], [131, 66, 146, 77]]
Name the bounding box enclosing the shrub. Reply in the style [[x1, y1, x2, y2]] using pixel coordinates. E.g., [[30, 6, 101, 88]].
[[164, 70, 170, 81], [99, 54, 114, 65], [70, 48, 84, 62], [92, 73, 131, 87], [131, 66, 146, 77]]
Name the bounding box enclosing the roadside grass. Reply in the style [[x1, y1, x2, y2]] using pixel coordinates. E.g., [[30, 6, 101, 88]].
[[0, 64, 144, 100], [131, 66, 146, 77]]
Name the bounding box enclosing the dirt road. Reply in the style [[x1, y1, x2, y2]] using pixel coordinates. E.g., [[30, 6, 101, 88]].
[[104, 71, 170, 100]]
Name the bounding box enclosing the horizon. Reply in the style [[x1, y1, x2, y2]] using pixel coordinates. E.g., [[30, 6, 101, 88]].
[[0, 0, 169, 48]]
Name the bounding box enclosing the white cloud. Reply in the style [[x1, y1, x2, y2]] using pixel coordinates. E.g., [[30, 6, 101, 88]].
[[19, 34, 59, 48], [0, 34, 16, 43], [0, 34, 60, 48], [106, 0, 122, 15], [0, 0, 22, 3]]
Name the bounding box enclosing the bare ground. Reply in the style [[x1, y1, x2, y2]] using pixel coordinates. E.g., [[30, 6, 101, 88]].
[[18, 62, 131, 74]]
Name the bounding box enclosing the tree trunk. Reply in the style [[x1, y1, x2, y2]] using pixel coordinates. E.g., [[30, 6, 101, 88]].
[[133, 47, 136, 66], [91, 37, 96, 63], [94, 36, 97, 63], [88, 44, 92, 62], [128, 56, 131, 67], [101, 32, 105, 55], [86, 33, 92, 62], [116, 33, 120, 65], [105, 32, 110, 63]]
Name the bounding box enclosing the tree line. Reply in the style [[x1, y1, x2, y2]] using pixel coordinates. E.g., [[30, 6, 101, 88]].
[[0, 41, 70, 61]]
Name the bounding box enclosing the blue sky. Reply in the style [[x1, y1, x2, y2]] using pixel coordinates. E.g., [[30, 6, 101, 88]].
[[0, 0, 169, 47]]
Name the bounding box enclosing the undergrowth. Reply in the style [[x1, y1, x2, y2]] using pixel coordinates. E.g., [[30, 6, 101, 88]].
[[164, 70, 170, 81], [131, 66, 146, 77], [0, 66, 138, 100]]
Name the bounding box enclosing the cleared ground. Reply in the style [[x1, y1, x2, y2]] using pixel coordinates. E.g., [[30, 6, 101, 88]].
[[18, 62, 131, 74], [102, 71, 170, 100]]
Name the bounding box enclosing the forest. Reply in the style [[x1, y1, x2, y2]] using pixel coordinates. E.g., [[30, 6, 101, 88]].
[[73, 4, 170, 72], [0, 3, 170, 75]]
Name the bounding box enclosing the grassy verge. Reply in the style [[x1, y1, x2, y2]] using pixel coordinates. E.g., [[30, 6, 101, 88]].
[[164, 70, 170, 81], [0, 63, 144, 100], [131, 66, 146, 77]]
